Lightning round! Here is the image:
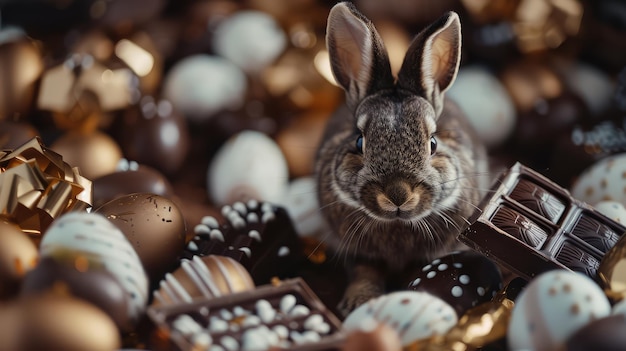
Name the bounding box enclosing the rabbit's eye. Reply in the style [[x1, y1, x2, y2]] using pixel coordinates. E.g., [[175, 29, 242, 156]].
[[356, 135, 364, 153], [430, 136, 437, 155]]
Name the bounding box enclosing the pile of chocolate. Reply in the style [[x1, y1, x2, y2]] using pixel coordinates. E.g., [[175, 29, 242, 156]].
[[1, 0, 626, 350]]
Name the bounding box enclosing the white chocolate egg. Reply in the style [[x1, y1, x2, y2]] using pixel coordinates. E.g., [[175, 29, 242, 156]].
[[207, 130, 289, 207], [279, 177, 326, 238], [571, 153, 626, 206], [508, 270, 611, 351], [162, 55, 247, 122], [446, 65, 516, 148], [213, 11, 287, 73], [39, 212, 149, 323], [594, 201, 626, 225], [343, 291, 457, 346]]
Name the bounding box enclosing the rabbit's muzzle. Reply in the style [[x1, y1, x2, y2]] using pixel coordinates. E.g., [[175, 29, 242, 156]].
[[361, 179, 433, 221]]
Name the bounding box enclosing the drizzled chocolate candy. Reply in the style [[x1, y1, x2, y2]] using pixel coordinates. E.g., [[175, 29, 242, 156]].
[[182, 200, 303, 285], [459, 162, 626, 281], [147, 278, 344, 351]]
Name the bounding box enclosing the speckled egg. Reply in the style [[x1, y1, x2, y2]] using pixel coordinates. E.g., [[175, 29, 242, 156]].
[[39, 212, 148, 323], [571, 153, 626, 206], [508, 270, 611, 351], [594, 201, 626, 225], [445, 65, 516, 148], [343, 291, 457, 346], [95, 193, 186, 284], [207, 130, 289, 206], [407, 251, 503, 316]]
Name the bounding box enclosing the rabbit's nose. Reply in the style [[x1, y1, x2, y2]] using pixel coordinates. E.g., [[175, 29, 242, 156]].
[[376, 182, 418, 212]]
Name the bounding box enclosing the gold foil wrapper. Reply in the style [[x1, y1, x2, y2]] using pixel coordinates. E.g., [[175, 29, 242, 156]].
[[406, 280, 518, 351], [598, 232, 626, 301], [0, 137, 92, 243]]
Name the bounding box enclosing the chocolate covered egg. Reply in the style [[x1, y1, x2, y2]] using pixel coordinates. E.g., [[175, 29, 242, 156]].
[[95, 193, 186, 284], [571, 153, 626, 206], [508, 270, 611, 351], [407, 251, 502, 316], [594, 200, 626, 224], [39, 212, 148, 323], [343, 291, 457, 346]]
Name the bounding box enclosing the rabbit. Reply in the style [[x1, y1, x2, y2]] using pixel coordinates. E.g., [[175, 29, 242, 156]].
[[316, 1, 489, 316]]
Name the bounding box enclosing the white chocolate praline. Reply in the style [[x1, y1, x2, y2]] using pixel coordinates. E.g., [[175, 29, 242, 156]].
[[162, 54, 246, 122], [507, 270, 611, 351], [571, 153, 626, 206], [446, 65, 516, 148], [213, 11, 287, 73], [39, 212, 148, 323], [342, 291, 457, 346], [207, 130, 289, 207]]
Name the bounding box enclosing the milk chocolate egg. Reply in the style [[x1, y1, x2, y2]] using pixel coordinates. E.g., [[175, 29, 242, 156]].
[[408, 251, 503, 316], [343, 291, 457, 346], [50, 130, 123, 180], [21, 256, 131, 331], [508, 270, 611, 351], [0, 28, 43, 120], [40, 212, 148, 323], [207, 130, 288, 206], [0, 221, 38, 299], [152, 255, 254, 306], [95, 193, 186, 284], [571, 153, 626, 206], [564, 314, 626, 351], [92, 161, 174, 209], [16, 294, 121, 351], [120, 96, 190, 175]]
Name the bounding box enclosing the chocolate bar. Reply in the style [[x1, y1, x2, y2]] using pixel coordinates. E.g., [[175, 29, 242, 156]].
[[147, 278, 345, 351], [458, 162, 626, 281], [183, 200, 304, 285]]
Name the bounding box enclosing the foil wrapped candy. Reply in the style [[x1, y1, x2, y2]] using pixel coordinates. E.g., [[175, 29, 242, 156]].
[[0, 137, 92, 244]]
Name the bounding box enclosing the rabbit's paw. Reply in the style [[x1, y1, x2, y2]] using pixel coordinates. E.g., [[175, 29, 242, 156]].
[[338, 280, 384, 317]]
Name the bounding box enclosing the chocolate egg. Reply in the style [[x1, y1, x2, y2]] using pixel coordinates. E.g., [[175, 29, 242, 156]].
[[571, 153, 626, 206], [92, 160, 175, 209], [564, 314, 626, 351], [0, 120, 39, 149], [342, 322, 402, 351], [15, 294, 121, 351], [407, 251, 503, 317], [120, 96, 191, 175], [0, 28, 43, 120], [213, 11, 287, 73], [95, 193, 186, 284], [21, 256, 131, 331], [152, 255, 255, 306], [595, 201, 626, 224], [50, 130, 123, 180], [279, 177, 326, 238], [508, 270, 611, 351], [560, 61, 614, 116], [446, 65, 516, 148], [207, 130, 289, 206], [39, 212, 148, 323], [0, 221, 38, 299], [343, 291, 457, 346], [162, 54, 247, 123]]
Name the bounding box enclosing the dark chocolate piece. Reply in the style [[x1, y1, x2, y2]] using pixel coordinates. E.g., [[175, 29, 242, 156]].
[[147, 278, 345, 351], [182, 201, 304, 285], [458, 162, 626, 281]]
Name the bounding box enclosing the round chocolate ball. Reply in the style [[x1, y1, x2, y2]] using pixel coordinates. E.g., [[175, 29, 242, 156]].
[[407, 251, 503, 317], [21, 256, 132, 331], [565, 314, 626, 351], [0, 221, 38, 299], [95, 193, 186, 284]]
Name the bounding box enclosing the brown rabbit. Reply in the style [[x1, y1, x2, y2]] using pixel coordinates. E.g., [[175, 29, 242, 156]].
[[316, 2, 488, 316]]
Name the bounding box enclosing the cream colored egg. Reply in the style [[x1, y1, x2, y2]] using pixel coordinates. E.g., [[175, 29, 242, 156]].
[[594, 201, 626, 225], [571, 154, 626, 206]]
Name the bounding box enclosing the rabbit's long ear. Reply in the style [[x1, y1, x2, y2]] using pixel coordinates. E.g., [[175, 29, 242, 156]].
[[397, 12, 461, 117], [326, 2, 394, 110]]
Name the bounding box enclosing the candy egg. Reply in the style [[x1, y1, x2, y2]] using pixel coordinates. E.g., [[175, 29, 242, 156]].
[[162, 54, 247, 123], [571, 153, 626, 206], [407, 251, 502, 316], [508, 270, 611, 351], [279, 177, 326, 238], [0, 221, 38, 299], [564, 314, 626, 351], [594, 201, 626, 225], [95, 193, 186, 284], [445, 65, 516, 148], [343, 291, 457, 346], [152, 255, 255, 306], [207, 130, 289, 206], [39, 212, 148, 323]]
